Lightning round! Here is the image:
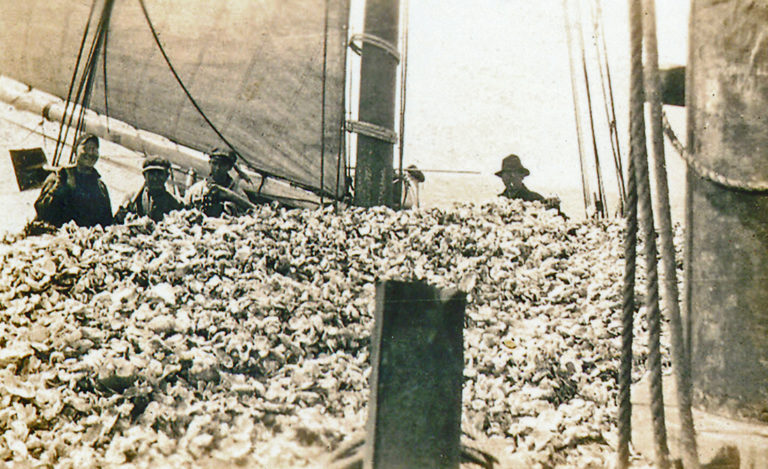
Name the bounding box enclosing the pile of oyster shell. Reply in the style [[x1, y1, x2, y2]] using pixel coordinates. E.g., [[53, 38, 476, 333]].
[[0, 199, 668, 468]]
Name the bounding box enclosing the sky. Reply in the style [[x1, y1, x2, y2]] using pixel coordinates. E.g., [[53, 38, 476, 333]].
[[350, 0, 691, 217]]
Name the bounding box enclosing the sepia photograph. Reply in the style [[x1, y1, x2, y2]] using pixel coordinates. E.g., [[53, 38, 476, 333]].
[[0, 0, 765, 467]]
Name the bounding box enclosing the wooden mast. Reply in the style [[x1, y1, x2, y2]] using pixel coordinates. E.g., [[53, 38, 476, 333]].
[[353, 0, 401, 207]]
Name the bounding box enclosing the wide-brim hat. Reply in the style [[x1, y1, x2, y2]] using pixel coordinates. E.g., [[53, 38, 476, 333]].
[[495, 153, 530, 178], [405, 164, 425, 183], [208, 147, 237, 165], [142, 156, 172, 173]]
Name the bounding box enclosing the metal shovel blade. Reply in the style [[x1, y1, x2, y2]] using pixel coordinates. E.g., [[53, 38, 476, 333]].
[[9, 147, 50, 191]]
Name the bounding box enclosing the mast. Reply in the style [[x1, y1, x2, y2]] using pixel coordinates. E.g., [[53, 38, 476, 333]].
[[353, 0, 401, 207]]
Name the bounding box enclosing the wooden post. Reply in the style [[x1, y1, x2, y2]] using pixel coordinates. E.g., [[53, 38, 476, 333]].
[[686, 0, 768, 422], [353, 0, 400, 207], [364, 281, 465, 469]]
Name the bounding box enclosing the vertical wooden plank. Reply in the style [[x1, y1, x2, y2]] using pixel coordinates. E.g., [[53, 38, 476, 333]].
[[364, 280, 465, 469]]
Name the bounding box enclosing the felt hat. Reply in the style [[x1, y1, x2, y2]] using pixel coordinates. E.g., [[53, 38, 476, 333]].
[[495, 154, 530, 178]]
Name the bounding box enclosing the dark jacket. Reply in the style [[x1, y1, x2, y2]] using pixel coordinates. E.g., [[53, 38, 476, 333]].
[[500, 184, 547, 203], [114, 186, 183, 223], [34, 167, 113, 228], [500, 184, 567, 218]]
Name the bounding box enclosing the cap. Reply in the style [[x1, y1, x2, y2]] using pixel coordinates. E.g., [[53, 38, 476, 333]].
[[495, 154, 530, 178], [405, 164, 425, 183], [208, 147, 237, 165], [142, 156, 172, 173], [75, 133, 99, 149]]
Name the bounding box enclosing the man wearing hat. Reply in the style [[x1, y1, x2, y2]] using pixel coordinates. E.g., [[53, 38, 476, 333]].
[[114, 156, 183, 223], [33, 133, 113, 228], [495, 153, 564, 214], [393, 164, 425, 209], [186, 147, 253, 217]]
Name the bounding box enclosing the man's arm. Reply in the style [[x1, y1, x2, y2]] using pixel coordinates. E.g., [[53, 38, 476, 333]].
[[97, 180, 114, 226], [34, 171, 68, 225], [211, 184, 257, 212], [114, 190, 141, 224]]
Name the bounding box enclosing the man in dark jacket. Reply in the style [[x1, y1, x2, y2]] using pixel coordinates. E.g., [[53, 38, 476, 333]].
[[496, 153, 564, 216], [114, 156, 183, 223], [33, 134, 113, 228], [185, 147, 254, 217]]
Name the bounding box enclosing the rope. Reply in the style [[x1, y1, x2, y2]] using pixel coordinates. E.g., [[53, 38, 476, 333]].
[[138, 1, 262, 178], [101, 23, 111, 134], [61, 1, 104, 165], [70, 0, 116, 165], [629, 1, 670, 467], [561, 0, 593, 217], [618, 119, 637, 469], [349, 33, 401, 62], [346, 119, 398, 144], [618, 0, 641, 465], [644, 1, 700, 467], [575, 0, 608, 218], [662, 113, 768, 192], [53, 0, 97, 167], [137, 0, 243, 165], [396, 0, 411, 210], [137, 0, 335, 199], [591, 0, 627, 213], [320, 0, 330, 206]]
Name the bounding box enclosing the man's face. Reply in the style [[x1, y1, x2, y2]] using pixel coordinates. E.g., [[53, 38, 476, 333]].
[[500, 170, 525, 188], [76, 140, 99, 169], [144, 169, 168, 193], [209, 158, 232, 184]]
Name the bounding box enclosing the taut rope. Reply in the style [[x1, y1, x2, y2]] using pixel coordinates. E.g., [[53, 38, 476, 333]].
[[643, 1, 701, 467]]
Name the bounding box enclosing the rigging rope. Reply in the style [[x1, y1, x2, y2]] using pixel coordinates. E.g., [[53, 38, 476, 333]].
[[320, 0, 330, 205], [52, 0, 97, 167], [56, 0, 114, 164], [396, 0, 411, 210], [101, 23, 111, 135], [591, 0, 626, 213], [137, 0, 332, 198], [618, 101, 637, 469], [575, 0, 608, 218], [561, 0, 593, 217], [643, 1, 700, 468], [72, 0, 116, 164], [663, 113, 768, 192], [627, 1, 670, 467]]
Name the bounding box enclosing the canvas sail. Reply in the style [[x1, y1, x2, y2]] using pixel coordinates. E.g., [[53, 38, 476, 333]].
[[0, 0, 350, 198]]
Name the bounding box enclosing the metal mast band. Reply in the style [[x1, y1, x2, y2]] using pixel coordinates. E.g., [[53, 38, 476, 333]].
[[349, 33, 401, 62], [346, 119, 398, 144]]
